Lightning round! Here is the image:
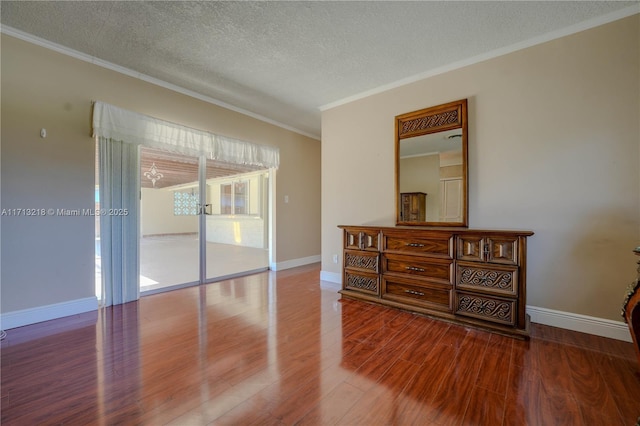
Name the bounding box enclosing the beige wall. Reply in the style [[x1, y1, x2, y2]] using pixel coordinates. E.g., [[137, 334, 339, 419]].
[[1, 34, 321, 313], [140, 188, 199, 236], [322, 15, 639, 321]]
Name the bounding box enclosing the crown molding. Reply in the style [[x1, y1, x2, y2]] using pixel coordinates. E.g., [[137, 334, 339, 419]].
[[320, 5, 640, 111], [0, 25, 320, 141]]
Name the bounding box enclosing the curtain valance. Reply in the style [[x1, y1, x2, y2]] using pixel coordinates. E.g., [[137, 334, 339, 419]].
[[92, 101, 279, 169]]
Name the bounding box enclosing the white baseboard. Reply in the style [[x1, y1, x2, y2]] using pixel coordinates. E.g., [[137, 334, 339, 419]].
[[527, 305, 632, 342], [271, 255, 321, 271], [1, 297, 98, 330]]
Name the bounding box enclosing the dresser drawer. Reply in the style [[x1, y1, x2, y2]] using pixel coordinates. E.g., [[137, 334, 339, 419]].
[[456, 235, 519, 265], [382, 253, 453, 285], [344, 270, 380, 296], [382, 230, 453, 258], [383, 276, 452, 312], [455, 292, 516, 326], [344, 250, 379, 273], [344, 228, 380, 251], [456, 261, 518, 297]]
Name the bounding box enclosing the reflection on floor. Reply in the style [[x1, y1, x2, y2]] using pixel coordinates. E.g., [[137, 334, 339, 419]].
[[5, 264, 639, 425], [95, 234, 269, 298]]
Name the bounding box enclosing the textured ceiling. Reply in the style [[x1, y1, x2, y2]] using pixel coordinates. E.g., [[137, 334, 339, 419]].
[[1, 1, 638, 139]]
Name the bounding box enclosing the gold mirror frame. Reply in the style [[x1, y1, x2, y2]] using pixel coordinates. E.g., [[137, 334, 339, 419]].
[[395, 99, 468, 227]]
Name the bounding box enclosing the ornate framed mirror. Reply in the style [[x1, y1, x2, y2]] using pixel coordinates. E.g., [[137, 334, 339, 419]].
[[395, 99, 468, 227]]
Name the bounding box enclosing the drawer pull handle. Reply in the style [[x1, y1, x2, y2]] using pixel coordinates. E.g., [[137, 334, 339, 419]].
[[405, 266, 425, 272], [406, 243, 425, 247], [405, 289, 425, 296]]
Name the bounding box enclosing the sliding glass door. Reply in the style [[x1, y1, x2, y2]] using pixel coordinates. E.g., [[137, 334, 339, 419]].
[[204, 158, 270, 282], [139, 147, 270, 293], [140, 147, 200, 291]]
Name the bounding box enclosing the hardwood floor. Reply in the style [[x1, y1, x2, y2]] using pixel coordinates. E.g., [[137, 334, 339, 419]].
[[2, 264, 639, 425]]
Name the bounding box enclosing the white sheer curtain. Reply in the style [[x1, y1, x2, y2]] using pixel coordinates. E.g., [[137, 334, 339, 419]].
[[93, 101, 279, 306], [93, 101, 280, 167]]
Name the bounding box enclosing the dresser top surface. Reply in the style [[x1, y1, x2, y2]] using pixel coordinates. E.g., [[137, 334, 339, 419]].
[[338, 224, 533, 237]]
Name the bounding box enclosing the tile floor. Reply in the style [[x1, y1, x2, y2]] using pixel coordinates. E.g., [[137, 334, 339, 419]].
[[95, 233, 269, 298]]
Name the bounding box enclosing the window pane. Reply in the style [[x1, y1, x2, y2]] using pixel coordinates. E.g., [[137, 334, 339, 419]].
[[174, 191, 199, 215], [234, 181, 248, 214], [220, 184, 232, 215]]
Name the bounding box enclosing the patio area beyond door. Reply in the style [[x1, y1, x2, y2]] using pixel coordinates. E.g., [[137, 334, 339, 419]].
[[139, 146, 271, 293]]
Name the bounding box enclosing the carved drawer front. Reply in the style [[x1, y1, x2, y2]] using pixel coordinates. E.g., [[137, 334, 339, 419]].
[[487, 237, 518, 265], [345, 228, 380, 251], [382, 253, 452, 285], [456, 262, 518, 297], [344, 270, 380, 296], [344, 250, 379, 273], [456, 235, 484, 262], [383, 276, 452, 312], [455, 292, 516, 326], [382, 231, 453, 258], [456, 235, 518, 265]]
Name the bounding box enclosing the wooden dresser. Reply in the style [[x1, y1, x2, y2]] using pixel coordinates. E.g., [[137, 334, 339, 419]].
[[339, 225, 533, 338]]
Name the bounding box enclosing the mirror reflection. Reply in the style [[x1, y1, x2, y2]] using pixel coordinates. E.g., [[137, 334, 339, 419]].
[[395, 99, 468, 226], [399, 129, 463, 222]]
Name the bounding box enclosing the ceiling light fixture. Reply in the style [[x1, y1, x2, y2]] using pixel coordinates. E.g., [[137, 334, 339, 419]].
[[144, 163, 164, 187]]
